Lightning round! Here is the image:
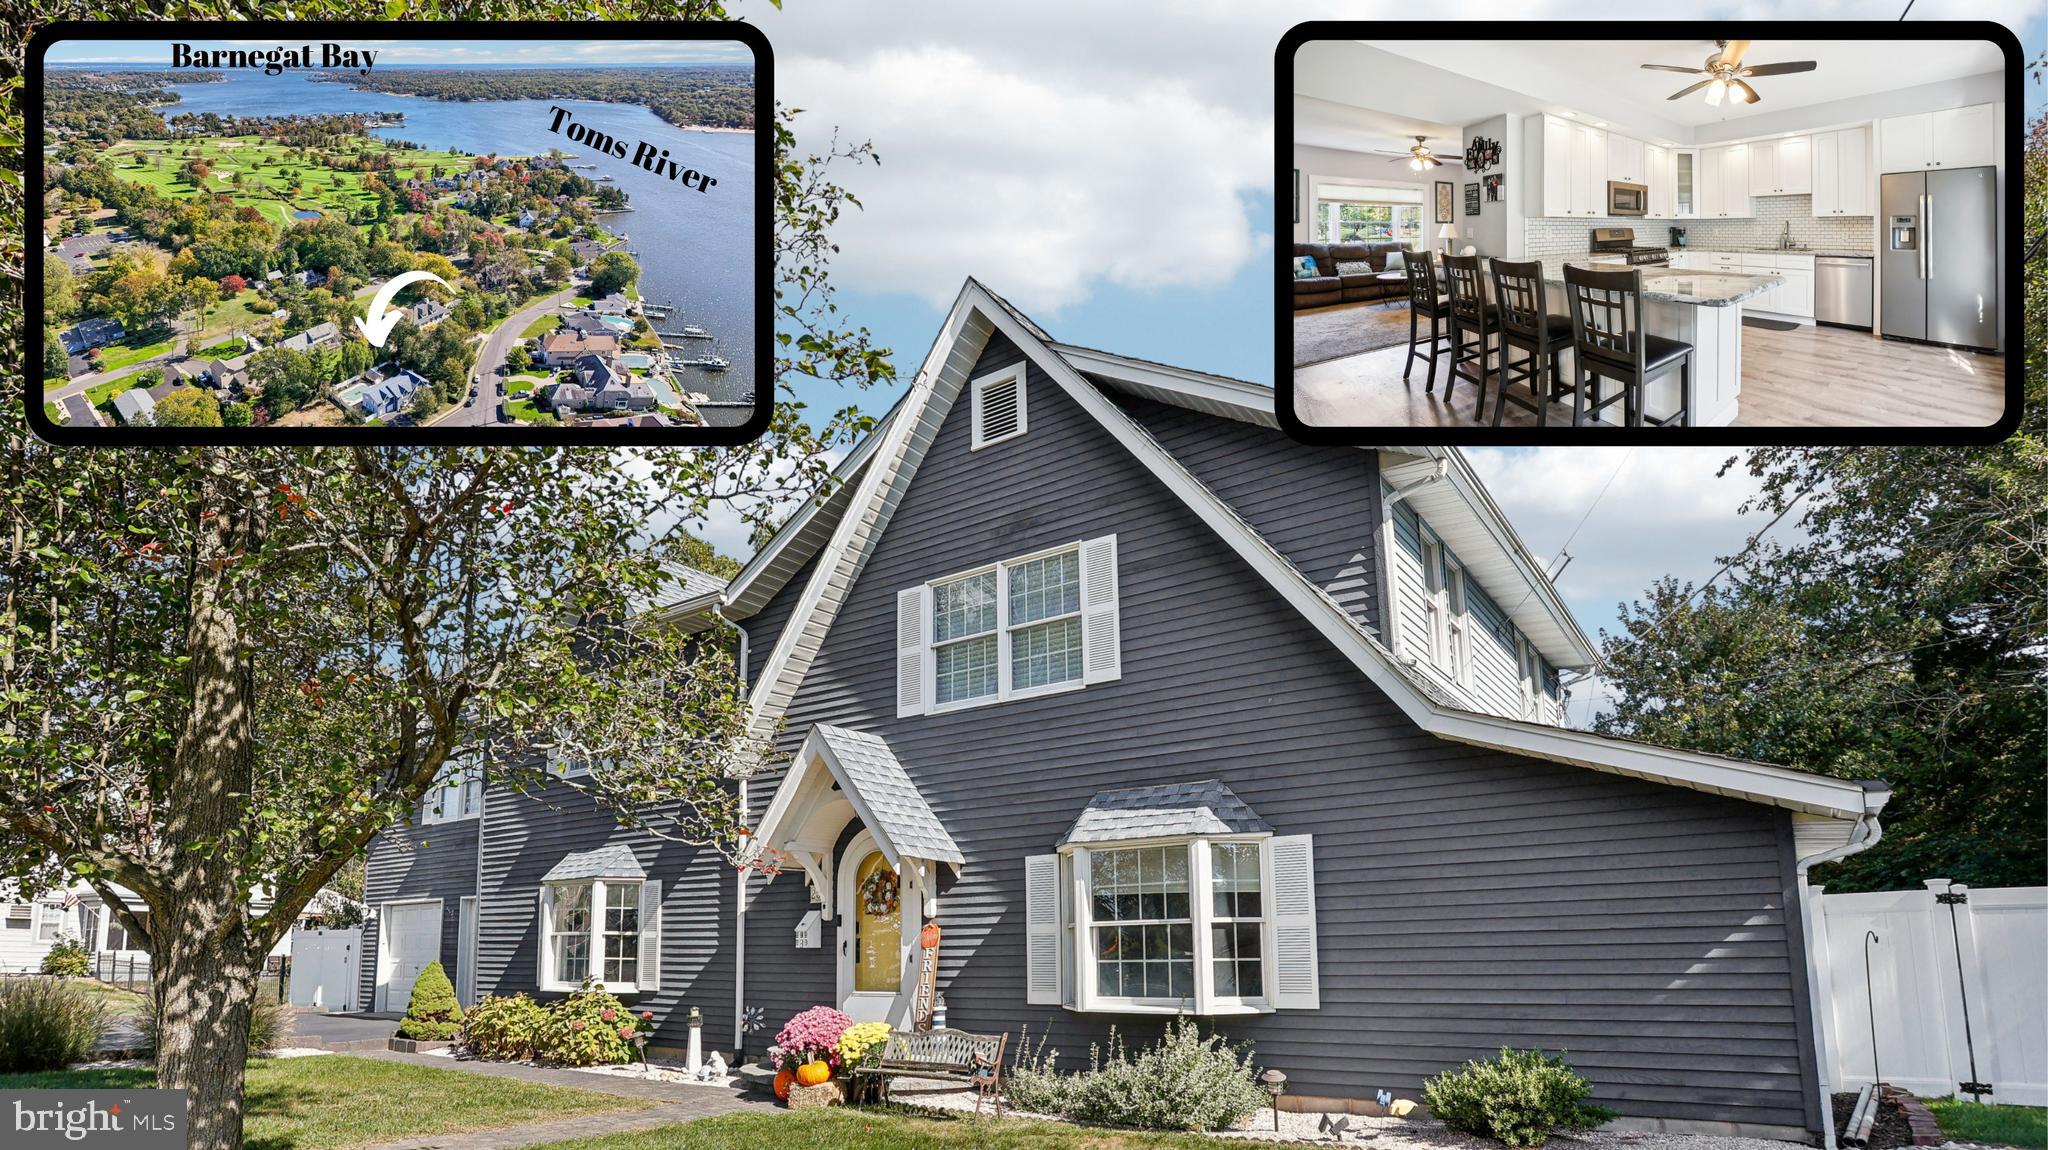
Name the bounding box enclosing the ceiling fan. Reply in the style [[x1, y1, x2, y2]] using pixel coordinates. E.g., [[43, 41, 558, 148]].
[[1640, 40, 1817, 106], [1370, 135, 1444, 171]]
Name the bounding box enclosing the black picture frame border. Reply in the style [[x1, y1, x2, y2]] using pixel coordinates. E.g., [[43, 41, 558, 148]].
[[1275, 18, 2026, 449], [26, 18, 774, 447]]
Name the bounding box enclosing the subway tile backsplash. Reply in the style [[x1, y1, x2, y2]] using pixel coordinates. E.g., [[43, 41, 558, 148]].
[[1522, 196, 1876, 258]]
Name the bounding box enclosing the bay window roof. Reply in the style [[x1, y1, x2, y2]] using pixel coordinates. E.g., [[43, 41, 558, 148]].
[[1057, 779, 1270, 847], [542, 844, 646, 883]]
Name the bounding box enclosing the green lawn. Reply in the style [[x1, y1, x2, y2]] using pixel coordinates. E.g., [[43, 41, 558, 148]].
[[0, 1055, 648, 1150], [65, 978, 145, 1016], [569, 295, 595, 308], [93, 335, 179, 373], [195, 337, 249, 359], [528, 1108, 1236, 1150], [506, 396, 557, 424], [104, 137, 480, 232], [193, 291, 274, 347], [504, 373, 549, 397], [85, 366, 164, 407], [522, 313, 562, 339], [1928, 1098, 2048, 1149]]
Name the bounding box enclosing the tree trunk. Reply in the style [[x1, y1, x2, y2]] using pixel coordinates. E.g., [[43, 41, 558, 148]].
[[152, 461, 263, 1150], [152, 937, 261, 1150]]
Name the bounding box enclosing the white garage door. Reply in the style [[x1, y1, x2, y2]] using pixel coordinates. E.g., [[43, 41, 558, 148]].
[[380, 903, 440, 1012]]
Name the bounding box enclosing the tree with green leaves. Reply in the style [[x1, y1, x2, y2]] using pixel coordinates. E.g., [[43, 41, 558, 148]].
[[588, 250, 638, 298], [0, 7, 893, 1150]]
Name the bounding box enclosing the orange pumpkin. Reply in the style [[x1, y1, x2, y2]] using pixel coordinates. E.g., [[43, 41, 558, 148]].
[[773, 1069, 796, 1099], [796, 1060, 832, 1087]]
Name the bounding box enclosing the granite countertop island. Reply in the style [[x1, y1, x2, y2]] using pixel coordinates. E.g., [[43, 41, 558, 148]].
[[1536, 257, 1783, 307]]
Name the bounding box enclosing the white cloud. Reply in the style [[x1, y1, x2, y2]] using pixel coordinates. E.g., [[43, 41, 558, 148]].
[[778, 44, 1271, 313]]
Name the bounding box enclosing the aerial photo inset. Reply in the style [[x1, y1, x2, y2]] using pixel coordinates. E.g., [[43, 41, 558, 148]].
[[38, 35, 759, 434]]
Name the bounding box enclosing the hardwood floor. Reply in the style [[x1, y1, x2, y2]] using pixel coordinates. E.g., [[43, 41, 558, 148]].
[[1293, 310, 2007, 430]]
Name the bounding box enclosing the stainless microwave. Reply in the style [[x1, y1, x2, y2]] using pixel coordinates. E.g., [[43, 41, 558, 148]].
[[1607, 181, 1647, 216]]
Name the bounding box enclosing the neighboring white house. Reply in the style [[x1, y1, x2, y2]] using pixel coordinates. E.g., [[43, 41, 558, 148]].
[[0, 884, 79, 972], [1, 880, 362, 970]]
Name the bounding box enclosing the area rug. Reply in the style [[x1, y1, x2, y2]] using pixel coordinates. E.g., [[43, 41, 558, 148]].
[[1293, 301, 1414, 368], [1742, 316, 1801, 331]]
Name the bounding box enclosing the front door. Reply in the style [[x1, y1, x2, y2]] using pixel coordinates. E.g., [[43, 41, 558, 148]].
[[837, 831, 907, 1023]]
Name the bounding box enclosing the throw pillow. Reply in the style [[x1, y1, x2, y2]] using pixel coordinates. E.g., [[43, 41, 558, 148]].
[[1334, 259, 1376, 276], [1291, 255, 1320, 279]]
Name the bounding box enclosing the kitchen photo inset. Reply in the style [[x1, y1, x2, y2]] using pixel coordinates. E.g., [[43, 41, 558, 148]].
[[1280, 26, 2020, 441]]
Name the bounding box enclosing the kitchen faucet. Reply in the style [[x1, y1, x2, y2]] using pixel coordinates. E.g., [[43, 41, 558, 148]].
[[1778, 221, 1793, 250]]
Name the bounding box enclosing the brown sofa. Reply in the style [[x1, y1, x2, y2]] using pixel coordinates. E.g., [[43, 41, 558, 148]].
[[1292, 241, 1412, 309]]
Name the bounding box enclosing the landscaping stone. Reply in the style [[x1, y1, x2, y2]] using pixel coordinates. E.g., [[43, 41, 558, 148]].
[[1885, 1090, 1945, 1147], [388, 1037, 453, 1054]]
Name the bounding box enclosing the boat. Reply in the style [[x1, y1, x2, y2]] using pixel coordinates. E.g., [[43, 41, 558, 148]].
[[680, 325, 711, 339], [595, 174, 615, 182], [683, 356, 730, 371]]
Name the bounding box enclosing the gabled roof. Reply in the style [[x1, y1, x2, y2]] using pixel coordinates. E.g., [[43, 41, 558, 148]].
[[1058, 780, 1271, 847], [753, 724, 963, 870], [726, 278, 1888, 829]]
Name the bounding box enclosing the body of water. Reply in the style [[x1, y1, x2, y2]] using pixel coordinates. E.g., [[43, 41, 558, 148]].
[[152, 71, 757, 418]]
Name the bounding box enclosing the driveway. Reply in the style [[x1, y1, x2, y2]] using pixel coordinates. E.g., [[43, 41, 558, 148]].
[[290, 1011, 402, 1051], [434, 283, 579, 428]]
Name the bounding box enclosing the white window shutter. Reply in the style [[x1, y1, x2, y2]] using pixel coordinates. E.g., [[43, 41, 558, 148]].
[[637, 880, 662, 991], [1024, 854, 1063, 1005], [536, 885, 553, 987], [1268, 835, 1320, 1009], [1079, 535, 1121, 684], [896, 586, 930, 717]]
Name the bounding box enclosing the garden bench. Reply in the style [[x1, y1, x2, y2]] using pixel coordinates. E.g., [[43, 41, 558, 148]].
[[849, 1027, 1008, 1117]]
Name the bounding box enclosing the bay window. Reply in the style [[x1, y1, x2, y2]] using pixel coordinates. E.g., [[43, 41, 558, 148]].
[[538, 869, 659, 993], [1073, 836, 1274, 1014]]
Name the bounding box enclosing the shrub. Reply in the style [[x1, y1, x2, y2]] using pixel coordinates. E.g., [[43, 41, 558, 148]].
[[533, 980, 639, 1066], [1423, 1047, 1615, 1148], [461, 993, 548, 1061], [397, 961, 464, 1041], [1067, 1018, 1268, 1131], [138, 989, 292, 1055], [771, 1005, 852, 1072], [40, 938, 90, 977], [1002, 1024, 1076, 1116], [0, 978, 105, 1073]]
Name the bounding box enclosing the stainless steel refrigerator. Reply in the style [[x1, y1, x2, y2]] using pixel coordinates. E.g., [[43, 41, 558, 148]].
[[1881, 167, 1997, 350]]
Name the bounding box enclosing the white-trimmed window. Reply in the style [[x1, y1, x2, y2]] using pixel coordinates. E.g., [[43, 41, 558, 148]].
[[539, 877, 660, 993], [104, 913, 142, 952], [1024, 834, 1320, 1017], [969, 363, 1027, 449], [1518, 637, 1542, 720], [418, 763, 483, 824], [36, 903, 63, 943], [1445, 560, 1469, 688], [899, 537, 1119, 717]]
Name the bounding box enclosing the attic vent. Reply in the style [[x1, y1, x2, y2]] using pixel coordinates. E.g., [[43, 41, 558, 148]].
[[970, 364, 1026, 449]]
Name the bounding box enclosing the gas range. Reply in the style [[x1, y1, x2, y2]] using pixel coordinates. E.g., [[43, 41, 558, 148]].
[[1588, 226, 1669, 267]]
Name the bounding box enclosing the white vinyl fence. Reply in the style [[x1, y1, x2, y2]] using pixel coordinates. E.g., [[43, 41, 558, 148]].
[[288, 925, 362, 1012], [1812, 879, 2047, 1105]]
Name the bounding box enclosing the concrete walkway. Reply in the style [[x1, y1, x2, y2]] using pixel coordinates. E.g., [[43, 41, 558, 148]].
[[345, 1049, 775, 1150]]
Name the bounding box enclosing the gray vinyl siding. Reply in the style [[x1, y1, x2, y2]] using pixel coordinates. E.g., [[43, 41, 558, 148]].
[[739, 331, 1819, 1132], [1107, 389, 1383, 639], [361, 818, 479, 1012], [474, 775, 737, 1053], [739, 550, 818, 687]]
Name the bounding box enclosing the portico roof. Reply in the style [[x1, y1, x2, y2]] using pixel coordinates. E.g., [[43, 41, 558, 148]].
[[753, 724, 963, 870]]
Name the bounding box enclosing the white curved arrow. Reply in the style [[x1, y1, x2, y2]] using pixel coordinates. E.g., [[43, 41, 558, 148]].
[[355, 270, 455, 348]]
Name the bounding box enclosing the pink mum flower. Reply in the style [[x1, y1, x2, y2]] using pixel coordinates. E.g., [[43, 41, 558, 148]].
[[601, 1009, 618, 1022], [640, 1011, 654, 1021], [570, 1019, 587, 1031], [618, 1026, 635, 1039]]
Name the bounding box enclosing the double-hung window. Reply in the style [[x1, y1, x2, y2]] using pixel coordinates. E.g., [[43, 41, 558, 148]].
[[35, 903, 63, 943], [902, 537, 1118, 716], [418, 762, 483, 824]]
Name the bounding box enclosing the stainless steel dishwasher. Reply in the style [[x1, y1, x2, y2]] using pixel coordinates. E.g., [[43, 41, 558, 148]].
[[1815, 255, 1873, 330]]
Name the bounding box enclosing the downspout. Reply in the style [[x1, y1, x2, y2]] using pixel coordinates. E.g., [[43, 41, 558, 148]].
[[1382, 455, 1450, 507], [1795, 810, 1884, 1150], [713, 604, 750, 1056]]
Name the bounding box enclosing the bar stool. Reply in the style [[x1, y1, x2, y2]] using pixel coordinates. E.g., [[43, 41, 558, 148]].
[[1441, 254, 1498, 423], [1560, 264, 1694, 428], [1486, 259, 1575, 428], [1402, 256, 1451, 391]]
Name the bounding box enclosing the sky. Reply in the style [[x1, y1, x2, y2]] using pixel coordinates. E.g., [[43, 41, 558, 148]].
[[43, 40, 754, 66], [727, 0, 2038, 723]]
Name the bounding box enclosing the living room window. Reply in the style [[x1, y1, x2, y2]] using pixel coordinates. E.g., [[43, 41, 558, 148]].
[[542, 878, 642, 992], [1312, 181, 1425, 246]]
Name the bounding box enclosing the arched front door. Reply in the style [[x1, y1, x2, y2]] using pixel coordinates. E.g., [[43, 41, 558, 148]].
[[837, 830, 911, 1022]]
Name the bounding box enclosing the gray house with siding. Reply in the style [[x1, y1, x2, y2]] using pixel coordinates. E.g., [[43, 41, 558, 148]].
[[361, 279, 1887, 1142]]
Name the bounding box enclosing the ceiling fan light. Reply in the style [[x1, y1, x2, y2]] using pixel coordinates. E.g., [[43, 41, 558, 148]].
[[1705, 78, 1727, 106], [1409, 157, 1422, 170]]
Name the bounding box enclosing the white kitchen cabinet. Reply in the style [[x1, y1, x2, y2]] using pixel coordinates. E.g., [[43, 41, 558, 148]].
[[1608, 133, 1646, 185], [1881, 103, 1998, 172], [1747, 136, 1810, 196], [1673, 149, 1698, 218], [1668, 250, 1702, 270], [1644, 143, 1670, 218], [1700, 145, 1750, 218], [1580, 126, 1608, 216], [1932, 103, 1996, 168], [1811, 126, 1872, 217], [1540, 114, 1572, 218], [1740, 253, 1814, 319]]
